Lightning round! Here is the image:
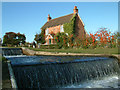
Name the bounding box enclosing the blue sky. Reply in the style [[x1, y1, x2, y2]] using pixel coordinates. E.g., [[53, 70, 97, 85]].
[[2, 2, 118, 43]]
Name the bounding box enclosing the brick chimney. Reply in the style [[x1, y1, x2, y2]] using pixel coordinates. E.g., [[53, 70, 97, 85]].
[[73, 6, 78, 14], [47, 14, 52, 21]]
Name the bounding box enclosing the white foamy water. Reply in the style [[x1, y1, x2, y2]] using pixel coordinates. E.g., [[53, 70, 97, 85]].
[[4, 55, 27, 58], [64, 75, 119, 88]]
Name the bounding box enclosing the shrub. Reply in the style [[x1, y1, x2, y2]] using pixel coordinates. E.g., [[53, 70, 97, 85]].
[[34, 30, 46, 44], [55, 32, 68, 49], [40, 44, 59, 49]]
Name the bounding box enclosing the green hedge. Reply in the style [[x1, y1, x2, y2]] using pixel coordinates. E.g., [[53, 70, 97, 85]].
[[40, 44, 59, 49]]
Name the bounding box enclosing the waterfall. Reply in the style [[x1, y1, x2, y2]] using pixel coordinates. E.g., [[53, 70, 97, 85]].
[[11, 56, 120, 88], [2, 48, 23, 56]]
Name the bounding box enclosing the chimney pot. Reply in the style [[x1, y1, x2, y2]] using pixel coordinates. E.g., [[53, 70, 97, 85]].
[[47, 14, 52, 21], [74, 6, 77, 9], [73, 6, 78, 14], [48, 14, 50, 17]]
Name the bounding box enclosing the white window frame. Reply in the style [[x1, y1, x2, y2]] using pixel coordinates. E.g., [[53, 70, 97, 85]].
[[60, 25, 64, 32], [45, 28, 49, 35]]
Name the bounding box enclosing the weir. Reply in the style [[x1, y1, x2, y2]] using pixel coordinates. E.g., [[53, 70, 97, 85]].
[[2, 48, 120, 88], [2, 48, 23, 56], [9, 56, 120, 88]]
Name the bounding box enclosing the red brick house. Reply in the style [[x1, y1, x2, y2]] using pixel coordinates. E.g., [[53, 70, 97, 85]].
[[41, 6, 87, 45]]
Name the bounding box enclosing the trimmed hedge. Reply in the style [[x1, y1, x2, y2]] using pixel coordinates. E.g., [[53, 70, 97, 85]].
[[40, 44, 59, 49]]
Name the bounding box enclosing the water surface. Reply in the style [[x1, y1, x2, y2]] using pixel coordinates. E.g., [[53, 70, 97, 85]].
[[5, 55, 120, 88]]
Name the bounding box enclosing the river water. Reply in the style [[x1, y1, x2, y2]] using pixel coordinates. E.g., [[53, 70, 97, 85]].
[[5, 55, 120, 88]]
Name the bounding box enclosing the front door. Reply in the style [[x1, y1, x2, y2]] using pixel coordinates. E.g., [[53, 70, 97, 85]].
[[49, 39, 51, 44]]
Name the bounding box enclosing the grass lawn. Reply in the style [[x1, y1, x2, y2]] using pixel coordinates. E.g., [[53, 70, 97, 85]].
[[1, 56, 12, 89], [1, 46, 21, 48], [28, 47, 119, 54]]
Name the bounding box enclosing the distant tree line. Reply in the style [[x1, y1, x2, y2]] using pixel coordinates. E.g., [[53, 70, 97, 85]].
[[3, 32, 26, 46]]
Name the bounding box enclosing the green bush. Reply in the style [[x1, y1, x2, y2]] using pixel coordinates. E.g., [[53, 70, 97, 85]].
[[55, 32, 68, 49], [40, 44, 59, 49]]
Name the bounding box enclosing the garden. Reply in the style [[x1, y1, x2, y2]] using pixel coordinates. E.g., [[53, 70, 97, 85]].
[[54, 28, 120, 49], [27, 28, 120, 54]]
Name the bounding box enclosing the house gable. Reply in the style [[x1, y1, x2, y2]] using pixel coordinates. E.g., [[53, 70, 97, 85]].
[[74, 14, 86, 38]]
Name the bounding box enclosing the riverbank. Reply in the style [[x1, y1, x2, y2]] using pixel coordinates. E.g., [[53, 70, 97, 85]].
[[2, 47, 119, 54], [27, 47, 119, 54], [22, 47, 120, 61]]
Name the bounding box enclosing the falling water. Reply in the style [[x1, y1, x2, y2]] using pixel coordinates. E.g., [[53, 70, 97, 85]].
[[7, 56, 120, 88], [2, 48, 23, 56], [2, 48, 119, 88]]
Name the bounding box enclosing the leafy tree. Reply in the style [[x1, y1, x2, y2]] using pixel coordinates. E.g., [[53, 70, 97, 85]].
[[3, 32, 26, 46], [34, 30, 45, 44], [17, 33, 26, 44], [3, 32, 16, 46]]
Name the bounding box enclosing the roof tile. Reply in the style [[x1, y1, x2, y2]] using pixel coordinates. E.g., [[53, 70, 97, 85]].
[[41, 13, 74, 29]]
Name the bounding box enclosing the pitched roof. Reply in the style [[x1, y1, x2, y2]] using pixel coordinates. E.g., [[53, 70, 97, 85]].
[[41, 13, 74, 30]]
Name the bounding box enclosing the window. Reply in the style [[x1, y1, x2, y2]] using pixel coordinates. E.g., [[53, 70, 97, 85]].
[[45, 28, 49, 35], [60, 25, 64, 32]]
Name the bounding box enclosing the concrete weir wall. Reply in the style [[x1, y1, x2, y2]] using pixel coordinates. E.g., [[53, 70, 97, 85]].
[[22, 47, 36, 56], [7, 61, 18, 88], [21, 47, 120, 61]]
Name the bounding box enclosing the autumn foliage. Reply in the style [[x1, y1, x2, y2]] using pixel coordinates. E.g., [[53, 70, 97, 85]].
[[74, 28, 117, 49], [55, 32, 68, 49], [55, 28, 119, 49]]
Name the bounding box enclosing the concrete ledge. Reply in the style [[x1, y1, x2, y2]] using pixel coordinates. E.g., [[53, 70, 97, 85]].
[[21, 47, 120, 62], [7, 61, 18, 88], [22, 47, 36, 56]]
